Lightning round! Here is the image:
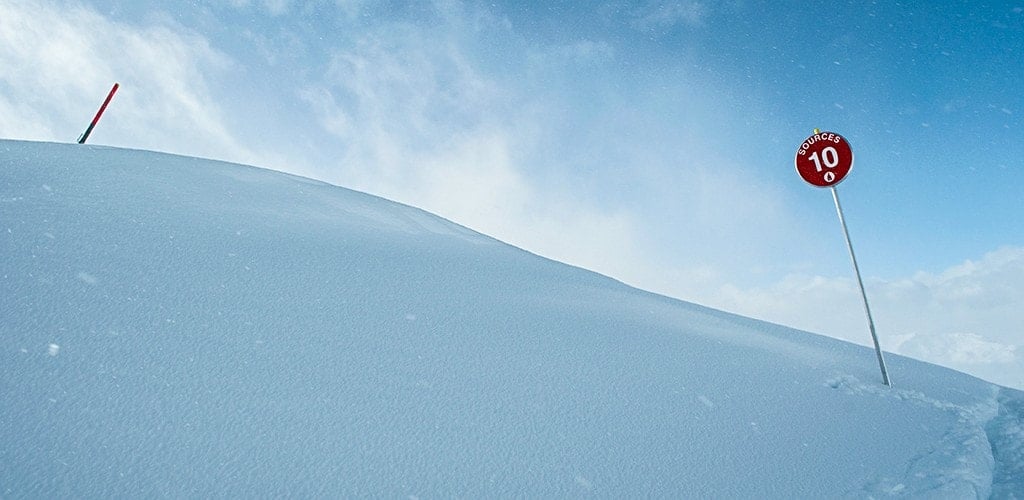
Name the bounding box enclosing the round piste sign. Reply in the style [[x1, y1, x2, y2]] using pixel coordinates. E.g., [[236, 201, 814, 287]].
[[795, 131, 853, 187]]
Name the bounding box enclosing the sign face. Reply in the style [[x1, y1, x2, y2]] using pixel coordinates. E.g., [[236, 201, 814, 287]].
[[794, 131, 853, 187]]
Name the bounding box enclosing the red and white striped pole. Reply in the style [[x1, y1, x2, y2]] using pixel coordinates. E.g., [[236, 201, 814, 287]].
[[77, 83, 119, 144]]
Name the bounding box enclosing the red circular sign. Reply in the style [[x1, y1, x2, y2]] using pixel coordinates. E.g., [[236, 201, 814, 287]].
[[794, 131, 853, 187]]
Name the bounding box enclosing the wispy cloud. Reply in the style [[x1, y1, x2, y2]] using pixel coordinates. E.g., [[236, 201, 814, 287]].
[[276, 1, 803, 296], [712, 246, 1024, 388], [630, 1, 708, 31], [227, 0, 292, 16], [891, 333, 1016, 365], [298, 9, 651, 278], [0, 0, 253, 163]]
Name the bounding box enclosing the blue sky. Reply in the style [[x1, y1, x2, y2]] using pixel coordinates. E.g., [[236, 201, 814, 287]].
[[1, 0, 1022, 387]]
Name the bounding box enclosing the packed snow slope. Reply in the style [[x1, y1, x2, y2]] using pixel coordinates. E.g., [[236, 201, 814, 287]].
[[2, 139, 1022, 498]]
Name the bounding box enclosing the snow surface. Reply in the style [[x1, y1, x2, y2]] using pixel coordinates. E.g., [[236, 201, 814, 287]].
[[1, 139, 1022, 497]]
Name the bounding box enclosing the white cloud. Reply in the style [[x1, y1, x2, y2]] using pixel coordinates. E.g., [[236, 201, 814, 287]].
[[333, 0, 368, 18], [710, 246, 1024, 389], [631, 1, 708, 31], [226, 0, 290, 16], [0, 0, 254, 163], [891, 332, 1016, 365], [551, 40, 617, 64], [262, 0, 291, 16]]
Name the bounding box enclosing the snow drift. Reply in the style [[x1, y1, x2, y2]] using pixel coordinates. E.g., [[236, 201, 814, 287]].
[[2, 139, 1022, 497]]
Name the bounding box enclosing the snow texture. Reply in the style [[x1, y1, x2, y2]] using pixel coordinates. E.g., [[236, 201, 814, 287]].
[[1, 139, 1022, 497]]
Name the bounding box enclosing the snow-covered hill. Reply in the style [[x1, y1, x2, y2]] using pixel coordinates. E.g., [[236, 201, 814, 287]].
[[2, 139, 1022, 497]]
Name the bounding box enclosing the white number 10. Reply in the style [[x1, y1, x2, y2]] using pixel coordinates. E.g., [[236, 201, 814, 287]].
[[809, 146, 839, 172]]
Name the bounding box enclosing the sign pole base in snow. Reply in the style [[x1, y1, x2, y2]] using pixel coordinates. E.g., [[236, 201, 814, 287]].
[[830, 186, 891, 387], [77, 83, 119, 144]]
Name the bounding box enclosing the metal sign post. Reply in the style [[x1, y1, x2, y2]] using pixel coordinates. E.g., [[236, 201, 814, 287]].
[[830, 185, 891, 386], [795, 129, 891, 387]]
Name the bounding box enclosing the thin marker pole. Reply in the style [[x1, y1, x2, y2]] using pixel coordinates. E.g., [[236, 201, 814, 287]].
[[78, 83, 119, 144], [830, 185, 891, 387]]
